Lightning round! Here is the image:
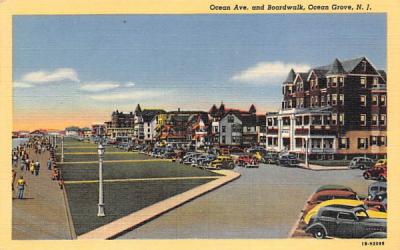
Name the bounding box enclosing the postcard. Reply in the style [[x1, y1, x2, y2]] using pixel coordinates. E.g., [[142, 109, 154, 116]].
[[1, 0, 399, 249]]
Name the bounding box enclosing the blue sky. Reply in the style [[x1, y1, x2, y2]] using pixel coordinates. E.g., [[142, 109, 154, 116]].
[[13, 14, 386, 130]]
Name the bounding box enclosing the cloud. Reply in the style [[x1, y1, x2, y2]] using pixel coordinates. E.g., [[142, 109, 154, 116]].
[[231, 61, 311, 84], [125, 81, 136, 87], [89, 90, 166, 101], [14, 81, 33, 88], [79, 82, 121, 92], [22, 68, 79, 83]]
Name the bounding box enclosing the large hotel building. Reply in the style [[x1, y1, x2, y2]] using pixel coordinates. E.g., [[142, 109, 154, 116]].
[[266, 57, 387, 160]]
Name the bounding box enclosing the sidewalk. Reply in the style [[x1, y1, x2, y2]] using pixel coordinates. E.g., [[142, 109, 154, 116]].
[[298, 163, 349, 171], [12, 148, 73, 240]]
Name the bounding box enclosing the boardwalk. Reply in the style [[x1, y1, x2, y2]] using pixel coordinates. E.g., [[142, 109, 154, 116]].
[[12, 148, 73, 240]]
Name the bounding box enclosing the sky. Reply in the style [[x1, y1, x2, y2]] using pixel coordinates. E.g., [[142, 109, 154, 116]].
[[13, 14, 386, 131]]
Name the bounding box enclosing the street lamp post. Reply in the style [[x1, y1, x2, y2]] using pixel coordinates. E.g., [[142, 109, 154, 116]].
[[61, 136, 65, 162], [97, 143, 105, 217], [305, 137, 310, 169]]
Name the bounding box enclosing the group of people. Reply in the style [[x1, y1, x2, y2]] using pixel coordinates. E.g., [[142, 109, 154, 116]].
[[12, 136, 59, 199]]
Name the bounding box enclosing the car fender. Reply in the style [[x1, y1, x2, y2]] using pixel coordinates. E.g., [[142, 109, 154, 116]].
[[305, 223, 328, 235]]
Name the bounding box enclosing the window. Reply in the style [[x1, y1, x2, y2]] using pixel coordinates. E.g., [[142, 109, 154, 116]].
[[380, 95, 386, 106], [372, 115, 379, 126], [372, 95, 378, 106], [360, 95, 366, 106], [360, 77, 366, 87], [331, 113, 337, 125], [339, 94, 344, 105], [303, 116, 310, 125], [327, 94, 331, 105], [321, 96, 325, 106], [360, 114, 366, 126], [339, 77, 344, 87], [373, 77, 379, 85], [267, 118, 273, 126], [332, 94, 337, 106], [296, 116, 302, 126], [331, 77, 337, 87], [370, 136, 378, 146], [338, 212, 355, 221], [227, 115, 234, 123], [321, 211, 338, 219], [339, 138, 349, 149], [147, 128, 150, 132], [379, 136, 387, 146], [339, 113, 345, 125], [380, 114, 386, 126], [358, 138, 368, 149], [222, 136, 226, 144], [222, 126, 226, 133]]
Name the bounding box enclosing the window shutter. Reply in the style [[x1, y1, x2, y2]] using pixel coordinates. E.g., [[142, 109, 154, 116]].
[[347, 138, 350, 149], [365, 138, 369, 149]]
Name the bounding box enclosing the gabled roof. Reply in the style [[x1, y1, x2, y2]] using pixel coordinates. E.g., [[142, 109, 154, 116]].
[[327, 58, 346, 74], [285, 69, 296, 83], [378, 70, 386, 81], [315, 57, 365, 73]]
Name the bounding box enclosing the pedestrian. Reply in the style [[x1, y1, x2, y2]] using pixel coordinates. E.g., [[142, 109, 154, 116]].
[[12, 154, 18, 168], [30, 160, 35, 175], [25, 158, 30, 171], [17, 176, 27, 199], [34, 160, 40, 176], [47, 158, 52, 170], [20, 159, 25, 171], [12, 169, 16, 193]]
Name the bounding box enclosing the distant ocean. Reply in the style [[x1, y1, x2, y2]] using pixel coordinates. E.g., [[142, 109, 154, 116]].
[[12, 138, 28, 149]]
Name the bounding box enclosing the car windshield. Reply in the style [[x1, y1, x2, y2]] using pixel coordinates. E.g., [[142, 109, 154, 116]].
[[355, 210, 369, 220]]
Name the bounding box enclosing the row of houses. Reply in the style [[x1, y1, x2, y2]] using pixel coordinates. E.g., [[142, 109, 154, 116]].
[[93, 56, 386, 159], [103, 103, 266, 149]]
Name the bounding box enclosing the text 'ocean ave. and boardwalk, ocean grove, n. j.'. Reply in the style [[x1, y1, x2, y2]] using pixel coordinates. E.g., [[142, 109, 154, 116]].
[[209, 4, 372, 12]]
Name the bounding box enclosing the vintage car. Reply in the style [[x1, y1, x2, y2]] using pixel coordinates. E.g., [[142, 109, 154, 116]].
[[305, 206, 387, 239], [348, 157, 375, 170], [263, 152, 279, 164], [364, 191, 387, 212], [235, 155, 259, 168], [374, 159, 387, 167], [315, 185, 355, 193], [277, 154, 298, 167], [363, 165, 387, 181], [303, 199, 387, 225], [368, 182, 387, 197], [209, 156, 235, 170], [302, 189, 359, 215]]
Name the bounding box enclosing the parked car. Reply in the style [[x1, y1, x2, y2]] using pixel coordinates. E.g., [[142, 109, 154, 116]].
[[363, 165, 387, 181], [303, 199, 387, 225], [348, 157, 375, 170], [209, 156, 235, 170], [196, 154, 216, 167], [305, 206, 387, 239], [368, 182, 387, 197], [303, 189, 359, 215], [277, 154, 298, 167], [161, 152, 176, 159], [235, 155, 259, 168], [364, 190, 387, 212], [374, 159, 387, 167], [263, 152, 279, 164]]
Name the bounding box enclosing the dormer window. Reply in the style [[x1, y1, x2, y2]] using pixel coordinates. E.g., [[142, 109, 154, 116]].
[[362, 61, 367, 72]]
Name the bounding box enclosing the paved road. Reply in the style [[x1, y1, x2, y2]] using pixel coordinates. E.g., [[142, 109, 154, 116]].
[[118, 164, 372, 239], [12, 149, 72, 240]]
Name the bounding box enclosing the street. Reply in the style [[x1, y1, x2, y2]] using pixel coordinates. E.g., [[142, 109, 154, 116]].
[[118, 164, 372, 239]]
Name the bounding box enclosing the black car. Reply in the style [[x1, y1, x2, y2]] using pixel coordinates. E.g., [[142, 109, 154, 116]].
[[263, 153, 279, 164], [306, 206, 387, 239], [277, 154, 298, 167]]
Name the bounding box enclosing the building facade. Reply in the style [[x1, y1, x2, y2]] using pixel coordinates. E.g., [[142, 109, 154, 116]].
[[266, 57, 387, 159]]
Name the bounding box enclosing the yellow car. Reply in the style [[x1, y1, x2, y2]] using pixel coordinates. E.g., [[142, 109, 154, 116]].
[[303, 199, 387, 225], [209, 155, 235, 169], [253, 151, 263, 161], [375, 159, 387, 167]]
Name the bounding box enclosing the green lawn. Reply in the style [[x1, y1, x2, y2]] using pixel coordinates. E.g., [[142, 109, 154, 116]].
[[60, 161, 221, 181], [65, 179, 214, 236]]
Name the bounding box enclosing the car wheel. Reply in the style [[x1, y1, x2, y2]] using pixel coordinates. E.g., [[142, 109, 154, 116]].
[[363, 172, 370, 180], [379, 175, 387, 182], [312, 227, 326, 239], [359, 165, 365, 170]]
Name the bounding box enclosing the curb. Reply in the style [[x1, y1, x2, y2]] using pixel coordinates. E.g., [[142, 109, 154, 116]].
[[61, 179, 77, 239], [78, 170, 240, 239], [288, 191, 315, 238]]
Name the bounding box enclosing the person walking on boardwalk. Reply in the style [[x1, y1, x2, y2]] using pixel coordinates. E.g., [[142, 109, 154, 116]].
[[25, 158, 30, 171], [12, 169, 16, 193], [17, 176, 27, 199], [34, 160, 41, 176], [30, 160, 35, 175], [12, 154, 18, 168], [47, 157, 52, 170], [20, 159, 26, 171]]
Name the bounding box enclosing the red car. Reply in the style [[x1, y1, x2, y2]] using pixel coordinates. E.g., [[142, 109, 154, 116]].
[[235, 155, 259, 168], [363, 165, 387, 181], [302, 189, 359, 215]]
